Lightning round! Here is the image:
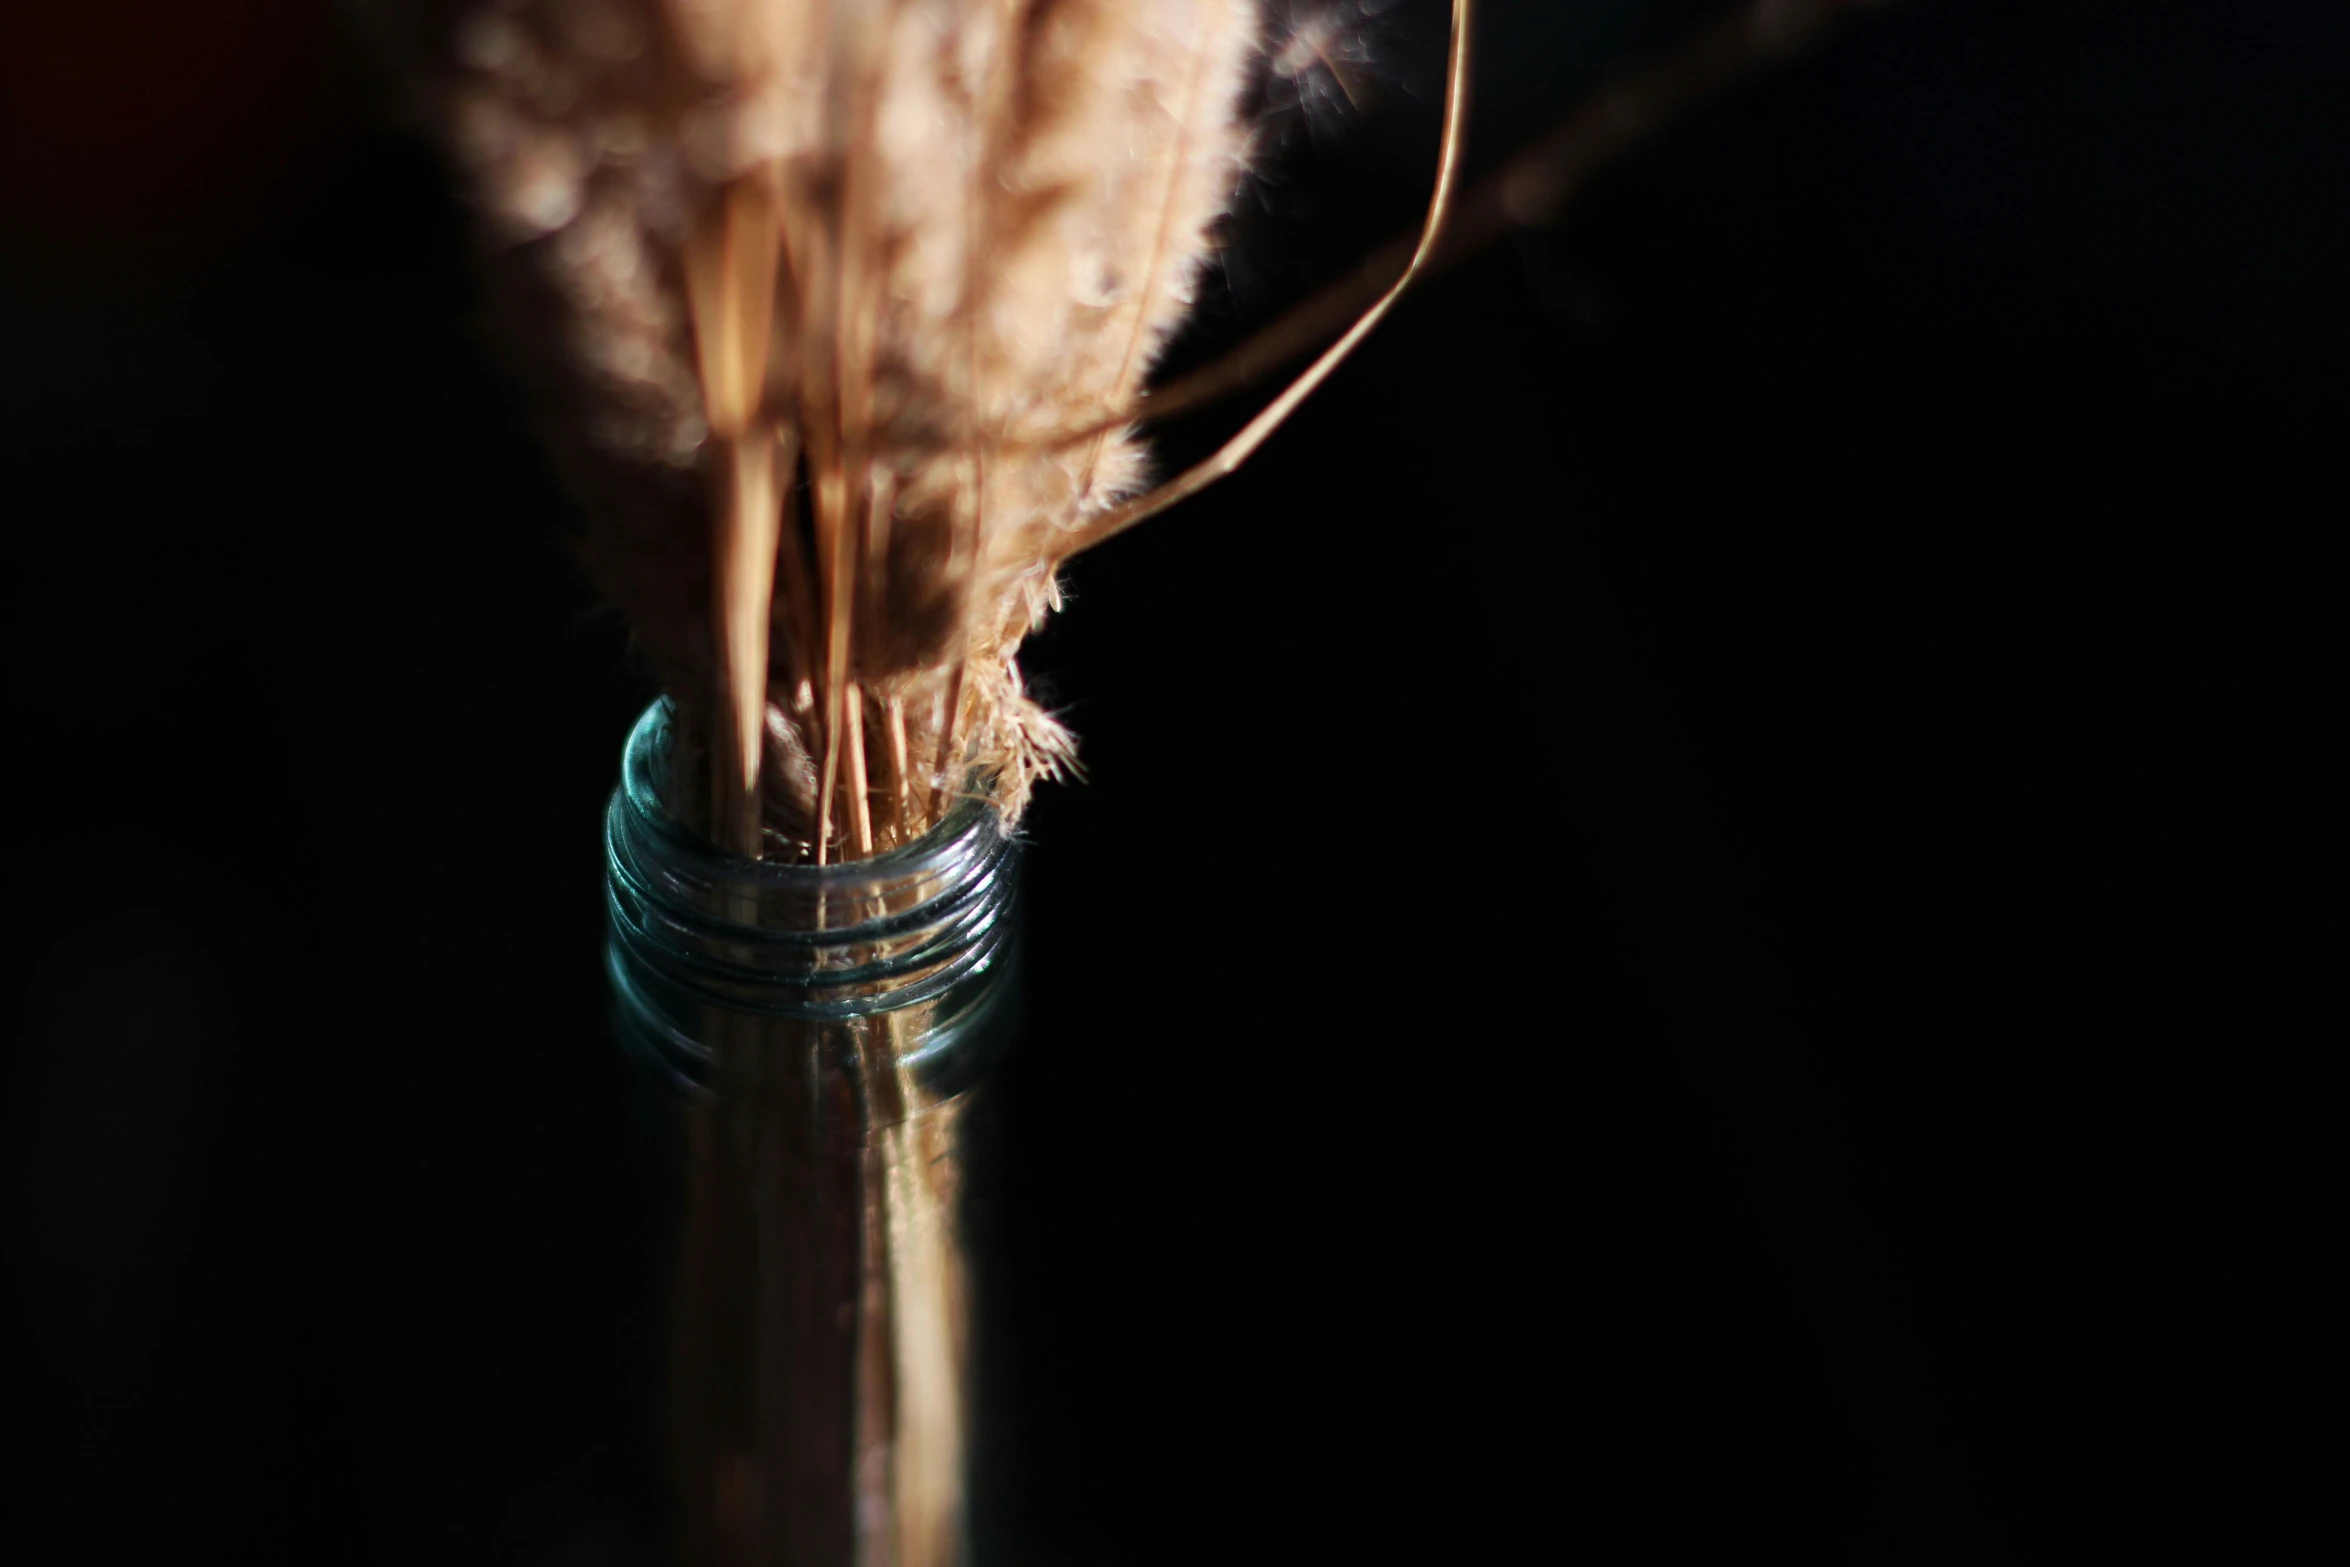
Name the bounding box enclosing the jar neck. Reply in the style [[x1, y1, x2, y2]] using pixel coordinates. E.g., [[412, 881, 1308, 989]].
[[604, 701, 1021, 1099]]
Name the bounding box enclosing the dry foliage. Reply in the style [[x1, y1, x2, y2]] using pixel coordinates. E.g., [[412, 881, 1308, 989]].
[[434, 0, 1260, 858]]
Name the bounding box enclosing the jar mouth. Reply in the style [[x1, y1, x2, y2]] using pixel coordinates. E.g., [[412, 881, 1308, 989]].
[[605, 701, 1022, 1045], [615, 700, 1007, 942]]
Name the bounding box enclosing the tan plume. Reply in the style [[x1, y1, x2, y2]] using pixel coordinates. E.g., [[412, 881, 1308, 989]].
[[435, 0, 1260, 859]]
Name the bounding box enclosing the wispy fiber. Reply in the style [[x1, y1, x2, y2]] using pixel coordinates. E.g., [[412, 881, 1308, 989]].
[[433, 0, 1259, 859]]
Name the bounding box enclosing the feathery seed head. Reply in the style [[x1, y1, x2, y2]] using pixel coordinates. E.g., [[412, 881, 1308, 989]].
[[434, 0, 1259, 856]]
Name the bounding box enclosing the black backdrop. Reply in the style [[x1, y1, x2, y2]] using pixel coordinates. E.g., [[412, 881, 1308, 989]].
[[4, 2, 2344, 1561]]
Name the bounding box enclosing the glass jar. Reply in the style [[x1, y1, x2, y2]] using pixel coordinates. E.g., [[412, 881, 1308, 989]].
[[604, 700, 1022, 1567]]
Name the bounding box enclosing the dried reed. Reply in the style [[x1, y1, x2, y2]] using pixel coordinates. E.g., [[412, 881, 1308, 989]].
[[430, 0, 1467, 862]]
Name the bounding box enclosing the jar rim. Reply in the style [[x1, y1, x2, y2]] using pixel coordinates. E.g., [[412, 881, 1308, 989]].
[[606, 701, 1023, 1072], [618, 699, 1001, 896]]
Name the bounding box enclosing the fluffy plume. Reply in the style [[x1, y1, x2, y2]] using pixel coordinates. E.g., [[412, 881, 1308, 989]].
[[431, 0, 1259, 857]]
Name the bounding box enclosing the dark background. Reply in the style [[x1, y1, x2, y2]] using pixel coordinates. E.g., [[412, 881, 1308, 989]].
[[4, 0, 2344, 1560]]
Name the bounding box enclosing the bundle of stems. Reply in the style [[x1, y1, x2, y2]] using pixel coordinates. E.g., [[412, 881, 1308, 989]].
[[433, 0, 1467, 863], [412, 0, 1904, 862]]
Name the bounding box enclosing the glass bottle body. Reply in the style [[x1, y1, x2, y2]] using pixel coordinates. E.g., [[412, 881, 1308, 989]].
[[605, 702, 1020, 1567]]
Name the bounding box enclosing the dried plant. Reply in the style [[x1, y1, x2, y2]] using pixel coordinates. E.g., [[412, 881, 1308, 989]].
[[418, 0, 1468, 861], [393, 0, 1898, 870], [434, 0, 1242, 859]]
